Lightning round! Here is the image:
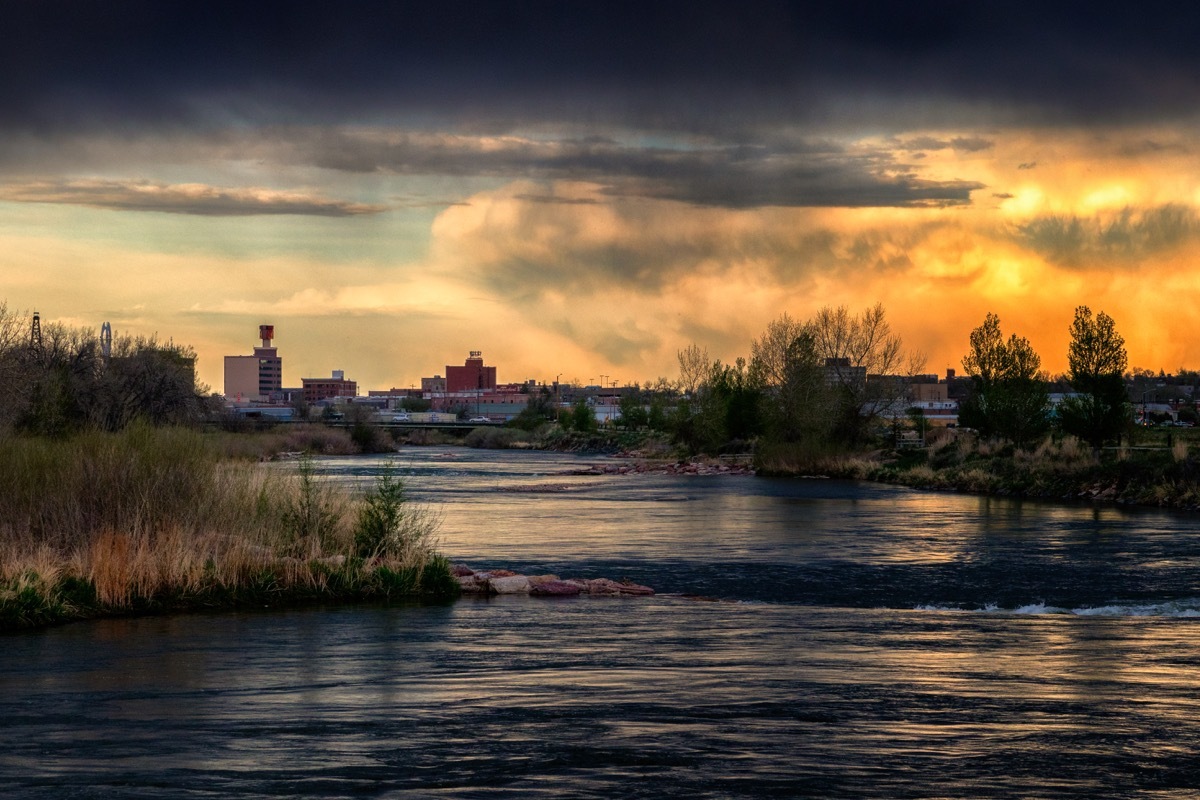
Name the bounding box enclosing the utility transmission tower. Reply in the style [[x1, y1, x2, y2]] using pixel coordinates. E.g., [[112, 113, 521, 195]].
[[29, 311, 43, 363]]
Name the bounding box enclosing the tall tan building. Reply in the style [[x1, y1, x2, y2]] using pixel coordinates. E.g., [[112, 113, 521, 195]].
[[224, 325, 283, 402]]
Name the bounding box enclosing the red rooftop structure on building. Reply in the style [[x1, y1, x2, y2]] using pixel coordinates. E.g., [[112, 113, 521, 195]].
[[446, 351, 497, 393]]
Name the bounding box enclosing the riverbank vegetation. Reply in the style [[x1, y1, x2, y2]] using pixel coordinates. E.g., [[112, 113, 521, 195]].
[[0, 425, 455, 632], [853, 430, 1200, 509], [561, 303, 922, 464], [0, 303, 456, 631], [586, 302, 1200, 510]]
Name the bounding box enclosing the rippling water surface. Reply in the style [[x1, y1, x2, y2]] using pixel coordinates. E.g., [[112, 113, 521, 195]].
[[5, 448, 1200, 798]]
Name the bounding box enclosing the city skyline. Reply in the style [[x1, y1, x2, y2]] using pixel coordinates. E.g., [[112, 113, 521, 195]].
[[6, 3, 1200, 393]]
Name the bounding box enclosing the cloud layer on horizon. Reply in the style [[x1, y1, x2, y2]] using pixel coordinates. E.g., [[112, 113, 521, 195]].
[[0, 179, 385, 217]]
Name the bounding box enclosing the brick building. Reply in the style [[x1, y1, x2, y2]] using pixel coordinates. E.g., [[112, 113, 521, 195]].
[[445, 351, 497, 393], [302, 370, 358, 403]]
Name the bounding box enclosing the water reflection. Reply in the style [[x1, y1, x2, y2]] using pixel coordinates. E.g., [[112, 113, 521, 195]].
[[8, 450, 1200, 797]]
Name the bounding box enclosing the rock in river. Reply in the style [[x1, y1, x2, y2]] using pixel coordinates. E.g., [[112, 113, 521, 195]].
[[452, 565, 653, 598]]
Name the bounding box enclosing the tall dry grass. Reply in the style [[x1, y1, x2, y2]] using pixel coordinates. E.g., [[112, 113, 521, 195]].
[[1013, 435, 1097, 471], [206, 424, 360, 461], [0, 425, 451, 629], [753, 439, 880, 478]]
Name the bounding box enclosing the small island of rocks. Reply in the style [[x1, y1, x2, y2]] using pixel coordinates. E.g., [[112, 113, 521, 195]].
[[452, 564, 654, 597]]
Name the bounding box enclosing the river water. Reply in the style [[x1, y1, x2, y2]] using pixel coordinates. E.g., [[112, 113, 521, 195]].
[[5, 448, 1200, 798]]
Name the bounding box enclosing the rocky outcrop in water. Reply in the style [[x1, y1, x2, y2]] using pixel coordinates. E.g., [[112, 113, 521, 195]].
[[572, 462, 754, 476], [452, 565, 654, 597]]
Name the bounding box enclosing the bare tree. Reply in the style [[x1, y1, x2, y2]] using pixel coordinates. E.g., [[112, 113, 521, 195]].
[[813, 303, 908, 378], [677, 343, 711, 397], [750, 312, 810, 387], [0, 305, 206, 435], [749, 314, 831, 444], [0, 303, 32, 429], [812, 303, 924, 442]]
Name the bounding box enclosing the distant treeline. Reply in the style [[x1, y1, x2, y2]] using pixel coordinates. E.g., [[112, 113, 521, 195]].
[[0, 303, 208, 437], [0, 298, 1136, 458], [539, 303, 922, 459], [594, 303, 1134, 460]]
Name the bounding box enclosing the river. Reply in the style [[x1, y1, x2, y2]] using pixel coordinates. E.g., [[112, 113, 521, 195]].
[[4, 447, 1200, 798]]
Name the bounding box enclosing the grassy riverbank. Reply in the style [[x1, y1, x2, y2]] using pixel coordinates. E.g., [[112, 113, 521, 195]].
[[758, 432, 1200, 510], [0, 425, 456, 632]]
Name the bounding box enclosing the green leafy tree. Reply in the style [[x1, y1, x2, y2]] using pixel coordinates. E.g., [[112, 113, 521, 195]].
[[618, 392, 649, 429], [669, 344, 717, 452], [568, 398, 596, 432], [647, 391, 671, 431], [510, 388, 555, 431], [959, 313, 1050, 446], [750, 316, 831, 445], [400, 396, 432, 412], [710, 358, 763, 444], [1058, 306, 1130, 448], [672, 357, 764, 453]]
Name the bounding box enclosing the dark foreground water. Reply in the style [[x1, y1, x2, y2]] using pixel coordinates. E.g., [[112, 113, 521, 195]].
[[5, 449, 1200, 798]]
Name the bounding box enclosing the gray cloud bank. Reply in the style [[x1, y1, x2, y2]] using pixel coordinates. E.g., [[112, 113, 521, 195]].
[[0, 180, 384, 217], [1017, 204, 1200, 267], [295, 131, 983, 208], [0, 129, 985, 210]]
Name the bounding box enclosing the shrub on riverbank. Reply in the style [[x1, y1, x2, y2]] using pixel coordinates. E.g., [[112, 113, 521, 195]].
[[395, 428, 456, 446], [0, 426, 454, 631], [753, 439, 879, 478], [752, 430, 1200, 510], [864, 434, 1200, 509], [464, 426, 525, 449], [207, 424, 363, 460]]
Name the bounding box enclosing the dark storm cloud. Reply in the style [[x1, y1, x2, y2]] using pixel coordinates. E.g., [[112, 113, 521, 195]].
[[0, 179, 384, 217], [898, 136, 994, 153], [514, 195, 602, 206], [950, 137, 994, 153], [1016, 204, 1200, 267], [1117, 139, 1192, 157], [7, 1, 1200, 137], [610, 170, 981, 208], [287, 130, 983, 208]]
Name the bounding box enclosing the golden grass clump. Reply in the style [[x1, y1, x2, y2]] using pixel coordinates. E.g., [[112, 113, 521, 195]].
[[752, 440, 883, 477], [207, 424, 359, 461], [0, 426, 451, 630], [1013, 436, 1097, 472]]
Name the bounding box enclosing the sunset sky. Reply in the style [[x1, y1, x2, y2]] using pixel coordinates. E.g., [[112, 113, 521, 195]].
[[5, 2, 1200, 393]]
